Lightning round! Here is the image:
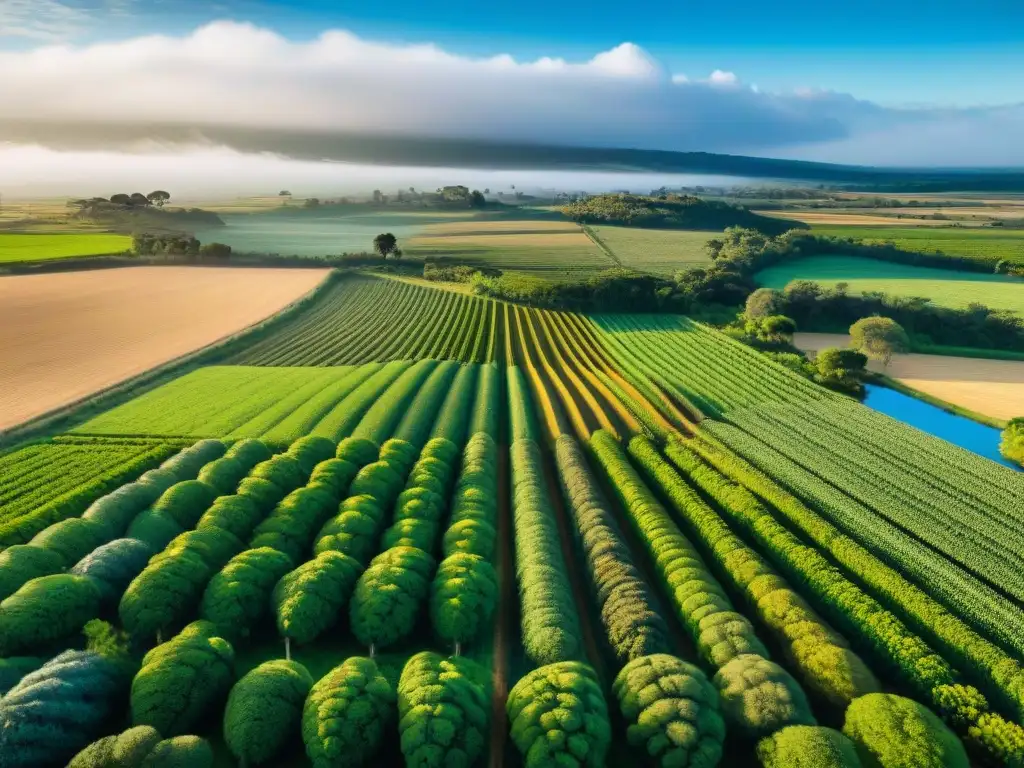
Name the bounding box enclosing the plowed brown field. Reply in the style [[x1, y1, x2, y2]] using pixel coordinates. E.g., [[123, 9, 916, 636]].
[[0, 266, 329, 431]]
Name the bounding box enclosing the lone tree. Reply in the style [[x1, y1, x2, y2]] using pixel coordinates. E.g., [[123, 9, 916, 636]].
[[147, 191, 170, 208], [850, 316, 909, 368], [279, 190, 292, 206], [373, 233, 399, 259]]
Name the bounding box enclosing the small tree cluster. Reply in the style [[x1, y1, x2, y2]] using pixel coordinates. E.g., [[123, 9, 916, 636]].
[[69, 726, 214, 768], [511, 438, 583, 666], [273, 551, 363, 649], [314, 494, 386, 564], [613, 654, 725, 767], [120, 527, 243, 641], [200, 547, 294, 642], [132, 234, 201, 257], [555, 435, 668, 662], [350, 546, 434, 651], [507, 660, 610, 767], [1001, 417, 1024, 467], [430, 552, 497, 650], [843, 693, 968, 768], [398, 652, 489, 766], [0, 574, 102, 655], [302, 656, 395, 767], [70, 537, 155, 607], [0, 649, 132, 766], [159, 440, 226, 480], [223, 659, 313, 765], [757, 725, 862, 768], [131, 621, 235, 736], [849, 316, 910, 367], [713, 654, 815, 739]]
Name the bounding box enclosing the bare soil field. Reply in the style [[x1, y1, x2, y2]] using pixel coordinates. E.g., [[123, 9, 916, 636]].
[[795, 332, 1024, 420], [0, 266, 329, 431]]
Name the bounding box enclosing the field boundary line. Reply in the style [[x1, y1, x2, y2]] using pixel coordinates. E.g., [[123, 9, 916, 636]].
[[580, 223, 623, 268]]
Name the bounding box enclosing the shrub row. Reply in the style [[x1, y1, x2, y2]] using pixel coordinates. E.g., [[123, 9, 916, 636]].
[[130, 620, 234, 737], [554, 434, 669, 663], [443, 433, 499, 559], [613, 654, 725, 767], [589, 430, 814, 738], [398, 651, 490, 767], [69, 726, 214, 768], [350, 546, 435, 651], [383, 437, 460, 553], [630, 436, 880, 708], [507, 660, 610, 768], [511, 437, 583, 666], [666, 438, 1024, 764], [302, 656, 395, 767], [223, 659, 313, 766], [430, 552, 497, 650], [273, 550, 363, 649], [199, 546, 294, 643]]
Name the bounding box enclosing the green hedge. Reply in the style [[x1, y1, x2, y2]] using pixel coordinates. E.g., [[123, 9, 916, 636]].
[[223, 659, 313, 765], [200, 546, 294, 642], [430, 552, 497, 648], [349, 546, 434, 651], [843, 693, 968, 768], [273, 551, 362, 647]]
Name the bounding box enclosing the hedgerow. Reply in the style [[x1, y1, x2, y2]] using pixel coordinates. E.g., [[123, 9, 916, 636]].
[[843, 693, 969, 768], [130, 620, 235, 736], [200, 547, 295, 642], [223, 659, 313, 766], [757, 725, 862, 768], [0, 545, 65, 602], [555, 434, 668, 662], [313, 494, 386, 564], [0, 573, 102, 655], [511, 437, 583, 666], [398, 652, 490, 767], [507, 660, 611, 767], [273, 550, 363, 648], [159, 439, 226, 480], [250, 484, 337, 563], [430, 552, 497, 649], [713, 654, 815, 740], [613, 654, 725, 767], [350, 546, 435, 651], [29, 517, 109, 567], [286, 435, 338, 476], [302, 656, 395, 767], [68, 726, 214, 768], [630, 436, 879, 707], [69, 537, 155, 607]]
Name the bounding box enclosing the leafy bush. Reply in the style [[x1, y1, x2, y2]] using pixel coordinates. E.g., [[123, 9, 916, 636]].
[[393, 486, 447, 525], [197, 456, 247, 495], [82, 481, 165, 536], [131, 620, 235, 736], [0, 545, 65, 601], [287, 436, 338, 476], [511, 437, 583, 666], [251, 485, 338, 563], [843, 693, 968, 768], [335, 436, 380, 466], [29, 517, 109, 567], [350, 546, 434, 650], [0, 649, 132, 766], [136, 467, 180, 495], [195, 494, 264, 540], [507, 660, 610, 767], [159, 439, 226, 480], [68, 726, 214, 768], [151, 480, 218, 529], [757, 725, 863, 768], [308, 457, 360, 497], [713, 654, 815, 739], [0, 573, 102, 654], [613, 654, 725, 768], [1002, 417, 1024, 467], [250, 454, 306, 494], [442, 518, 496, 559], [126, 509, 184, 551], [348, 461, 405, 508], [236, 476, 288, 509], [398, 652, 490, 767], [555, 435, 668, 662], [430, 552, 497, 648], [200, 547, 294, 642], [70, 537, 155, 607], [273, 551, 363, 646], [0, 657, 42, 695], [223, 659, 313, 765], [313, 494, 386, 564], [302, 656, 395, 767], [224, 438, 273, 467], [382, 517, 438, 551]]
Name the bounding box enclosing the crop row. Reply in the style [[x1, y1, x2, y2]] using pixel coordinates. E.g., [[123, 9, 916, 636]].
[[227, 274, 496, 366]]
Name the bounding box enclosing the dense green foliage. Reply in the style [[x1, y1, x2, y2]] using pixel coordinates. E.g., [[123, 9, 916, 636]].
[[631, 436, 879, 707], [430, 552, 497, 647], [0, 545, 65, 602], [562, 193, 795, 235], [554, 434, 668, 662], [68, 726, 214, 768], [302, 656, 395, 767], [1002, 417, 1024, 467], [757, 726, 862, 768], [0, 649, 132, 766], [313, 493, 387, 564], [0, 573, 102, 654], [713, 654, 815, 739], [391, 361, 460, 446], [199, 546, 294, 642], [159, 440, 226, 481], [310, 361, 414, 441], [351, 360, 439, 446], [273, 550, 362, 645], [443, 432, 499, 558], [69, 537, 155, 607], [511, 437, 583, 665], [350, 546, 435, 650], [223, 659, 313, 765], [29, 517, 109, 567], [398, 652, 490, 767], [286, 435, 338, 476], [507, 661, 611, 767], [0, 657, 42, 696], [149, 480, 218, 529], [130, 621, 235, 736], [613, 654, 725, 767], [250, 484, 337, 563], [842, 694, 968, 768]]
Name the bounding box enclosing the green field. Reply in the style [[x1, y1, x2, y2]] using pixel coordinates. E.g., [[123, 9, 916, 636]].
[[755, 254, 1024, 313], [0, 232, 132, 263], [588, 225, 717, 275], [812, 224, 1024, 266]]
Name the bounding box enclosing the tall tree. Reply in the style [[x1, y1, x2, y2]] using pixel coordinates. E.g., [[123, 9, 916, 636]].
[[850, 316, 909, 367], [373, 233, 399, 259], [147, 191, 171, 208]]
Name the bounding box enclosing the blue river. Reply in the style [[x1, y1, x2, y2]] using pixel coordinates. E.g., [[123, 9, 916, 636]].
[[862, 384, 1019, 470]]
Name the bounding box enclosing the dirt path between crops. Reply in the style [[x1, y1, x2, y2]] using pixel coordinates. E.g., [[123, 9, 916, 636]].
[[795, 332, 1024, 420], [0, 266, 329, 432]]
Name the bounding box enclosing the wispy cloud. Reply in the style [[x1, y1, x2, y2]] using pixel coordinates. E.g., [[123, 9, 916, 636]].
[[0, 0, 135, 41]]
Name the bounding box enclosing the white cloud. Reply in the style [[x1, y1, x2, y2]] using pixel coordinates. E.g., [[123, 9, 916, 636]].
[[0, 0, 88, 40], [0, 21, 1021, 166]]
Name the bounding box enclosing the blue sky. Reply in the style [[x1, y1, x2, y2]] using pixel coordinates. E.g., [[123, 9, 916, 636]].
[[5, 0, 1024, 107]]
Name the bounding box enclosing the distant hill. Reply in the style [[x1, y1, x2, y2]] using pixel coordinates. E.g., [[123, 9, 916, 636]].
[[562, 193, 799, 235]]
